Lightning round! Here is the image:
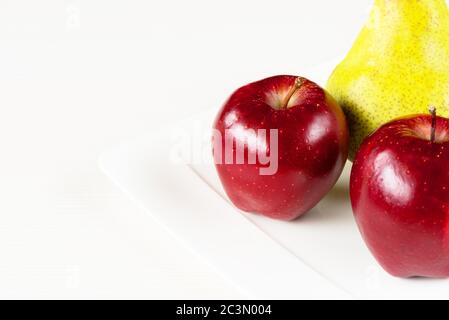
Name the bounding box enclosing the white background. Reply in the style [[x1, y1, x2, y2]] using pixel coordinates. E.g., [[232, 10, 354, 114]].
[[0, 0, 376, 299]]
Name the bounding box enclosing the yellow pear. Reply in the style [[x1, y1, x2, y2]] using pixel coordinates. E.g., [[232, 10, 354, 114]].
[[327, 0, 449, 159]]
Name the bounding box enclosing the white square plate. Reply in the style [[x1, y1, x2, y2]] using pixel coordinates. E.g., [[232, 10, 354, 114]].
[[99, 61, 449, 299]]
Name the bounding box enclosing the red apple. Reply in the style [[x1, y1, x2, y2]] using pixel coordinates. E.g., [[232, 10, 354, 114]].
[[212, 75, 348, 220], [351, 108, 449, 278]]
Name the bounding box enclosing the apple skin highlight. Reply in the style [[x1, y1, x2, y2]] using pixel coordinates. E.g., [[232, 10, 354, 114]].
[[351, 114, 449, 278], [213, 75, 348, 221]]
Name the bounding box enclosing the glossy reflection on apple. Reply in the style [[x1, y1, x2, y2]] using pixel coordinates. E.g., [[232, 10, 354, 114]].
[[213, 75, 349, 221], [351, 108, 449, 278]]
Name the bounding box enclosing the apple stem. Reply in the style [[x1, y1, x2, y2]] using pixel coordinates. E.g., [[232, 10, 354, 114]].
[[281, 77, 305, 109], [429, 106, 437, 143]]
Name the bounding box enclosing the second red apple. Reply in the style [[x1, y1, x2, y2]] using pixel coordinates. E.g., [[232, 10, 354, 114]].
[[351, 109, 449, 278]]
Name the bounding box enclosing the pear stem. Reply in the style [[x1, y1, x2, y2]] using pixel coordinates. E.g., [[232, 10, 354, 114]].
[[429, 106, 437, 143], [281, 77, 305, 109]]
